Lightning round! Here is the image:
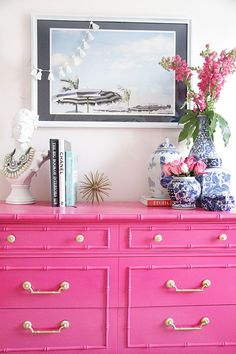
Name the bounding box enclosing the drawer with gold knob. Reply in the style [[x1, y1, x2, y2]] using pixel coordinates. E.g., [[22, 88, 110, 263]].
[[0, 224, 118, 253], [120, 224, 236, 251]]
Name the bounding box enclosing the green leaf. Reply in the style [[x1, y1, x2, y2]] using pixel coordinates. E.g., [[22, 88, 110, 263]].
[[178, 120, 197, 143], [215, 113, 231, 146], [179, 114, 192, 124], [192, 120, 200, 141]]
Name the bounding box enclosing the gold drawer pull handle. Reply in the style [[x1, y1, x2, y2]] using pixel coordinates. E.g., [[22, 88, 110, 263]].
[[166, 279, 211, 292], [154, 234, 163, 243], [75, 234, 85, 243], [23, 320, 69, 334], [219, 233, 228, 241], [7, 234, 16, 243], [165, 317, 209, 331], [22, 281, 69, 294]]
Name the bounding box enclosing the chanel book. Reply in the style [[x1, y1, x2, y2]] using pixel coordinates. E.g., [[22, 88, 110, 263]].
[[58, 139, 71, 207]]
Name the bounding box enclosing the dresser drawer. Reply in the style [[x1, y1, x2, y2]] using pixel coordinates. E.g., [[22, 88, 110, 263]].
[[119, 305, 236, 351], [120, 257, 236, 307], [0, 308, 117, 353], [0, 224, 118, 252], [0, 258, 118, 308], [120, 224, 236, 250]]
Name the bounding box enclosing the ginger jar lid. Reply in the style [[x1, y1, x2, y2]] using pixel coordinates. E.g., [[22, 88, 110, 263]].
[[156, 137, 178, 153]]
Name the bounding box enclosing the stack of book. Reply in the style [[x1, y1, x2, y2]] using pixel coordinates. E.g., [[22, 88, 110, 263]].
[[49, 139, 78, 207], [140, 195, 172, 207]]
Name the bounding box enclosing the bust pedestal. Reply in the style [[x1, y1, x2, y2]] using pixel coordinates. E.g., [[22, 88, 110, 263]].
[[3, 149, 49, 205], [6, 184, 36, 204]]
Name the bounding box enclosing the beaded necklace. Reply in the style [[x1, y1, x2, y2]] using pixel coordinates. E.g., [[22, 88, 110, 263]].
[[2, 147, 35, 178]]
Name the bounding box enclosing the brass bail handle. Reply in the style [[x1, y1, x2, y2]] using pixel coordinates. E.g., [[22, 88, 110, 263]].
[[22, 281, 70, 294], [23, 320, 69, 334], [166, 279, 211, 292], [165, 317, 210, 331]]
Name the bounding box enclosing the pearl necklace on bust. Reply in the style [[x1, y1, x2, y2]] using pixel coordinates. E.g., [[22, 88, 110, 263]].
[[2, 147, 35, 179]]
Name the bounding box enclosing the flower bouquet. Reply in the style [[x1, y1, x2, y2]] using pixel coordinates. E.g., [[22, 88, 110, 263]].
[[162, 156, 207, 177], [162, 156, 207, 209], [160, 44, 236, 146]]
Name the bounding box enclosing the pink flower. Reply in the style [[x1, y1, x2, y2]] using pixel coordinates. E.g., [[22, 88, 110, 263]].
[[162, 162, 172, 176], [168, 159, 183, 175], [194, 161, 207, 174], [162, 156, 206, 177], [184, 156, 197, 171], [160, 44, 236, 118]]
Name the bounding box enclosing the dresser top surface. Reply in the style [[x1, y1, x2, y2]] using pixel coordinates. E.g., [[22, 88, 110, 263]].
[[0, 201, 235, 223]]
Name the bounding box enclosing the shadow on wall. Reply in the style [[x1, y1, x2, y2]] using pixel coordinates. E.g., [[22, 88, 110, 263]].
[[31, 159, 51, 202]]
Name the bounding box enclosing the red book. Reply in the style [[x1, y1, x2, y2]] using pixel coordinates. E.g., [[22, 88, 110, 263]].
[[140, 196, 172, 207]]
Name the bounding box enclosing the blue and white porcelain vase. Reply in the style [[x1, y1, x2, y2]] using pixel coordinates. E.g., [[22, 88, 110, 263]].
[[148, 137, 179, 199], [189, 114, 232, 205], [189, 114, 219, 162], [197, 157, 232, 200], [167, 176, 201, 209]]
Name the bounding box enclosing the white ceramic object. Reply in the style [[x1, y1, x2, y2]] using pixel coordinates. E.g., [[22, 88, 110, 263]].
[[2, 108, 49, 204], [148, 137, 179, 199]]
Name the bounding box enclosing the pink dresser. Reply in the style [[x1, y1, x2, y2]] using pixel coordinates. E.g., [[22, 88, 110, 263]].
[[0, 202, 236, 354]]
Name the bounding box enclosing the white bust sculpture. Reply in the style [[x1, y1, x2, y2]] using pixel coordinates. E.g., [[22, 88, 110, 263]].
[[2, 108, 49, 204]]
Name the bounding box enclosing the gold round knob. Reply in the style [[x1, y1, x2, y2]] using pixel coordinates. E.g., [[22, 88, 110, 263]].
[[7, 234, 16, 243], [202, 279, 211, 288], [165, 318, 174, 327], [22, 281, 31, 290], [154, 234, 163, 243], [60, 281, 70, 290], [166, 280, 175, 288], [23, 321, 32, 329], [61, 320, 70, 329], [219, 233, 227, 241], [75, 234, 85, 243], [201, 317, 210, 326]]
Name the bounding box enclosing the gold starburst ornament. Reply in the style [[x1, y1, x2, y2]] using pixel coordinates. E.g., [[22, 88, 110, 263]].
[[80, 171, 111, 203]]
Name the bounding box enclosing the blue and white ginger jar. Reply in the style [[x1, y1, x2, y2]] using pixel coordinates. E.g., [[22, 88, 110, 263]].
[[167, 176, 201, 209], [148, 137, 179, 199]]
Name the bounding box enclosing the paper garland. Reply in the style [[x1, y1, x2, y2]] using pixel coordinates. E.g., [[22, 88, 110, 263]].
[[31, 21, 100, 81]]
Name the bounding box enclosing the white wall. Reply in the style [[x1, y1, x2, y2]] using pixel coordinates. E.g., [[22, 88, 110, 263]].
[[0, 0, 236, 202]]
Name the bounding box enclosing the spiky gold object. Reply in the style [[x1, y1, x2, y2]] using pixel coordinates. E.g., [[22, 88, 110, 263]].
[[80, 171, 111, 203]]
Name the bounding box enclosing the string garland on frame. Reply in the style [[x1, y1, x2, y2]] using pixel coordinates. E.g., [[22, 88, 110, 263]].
[[31, 20, 100, 81]]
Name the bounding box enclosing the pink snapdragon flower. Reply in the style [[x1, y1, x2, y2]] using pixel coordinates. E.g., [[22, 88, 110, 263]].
[[160, 55, 192, 84], [160, 44, 236, 115]]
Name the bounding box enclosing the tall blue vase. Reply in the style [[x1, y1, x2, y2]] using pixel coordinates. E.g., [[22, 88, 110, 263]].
[[189, 114, 219, 163], [189, 114, 232, 207]]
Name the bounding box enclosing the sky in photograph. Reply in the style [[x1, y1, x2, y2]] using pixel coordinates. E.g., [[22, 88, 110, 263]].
[[50, 28, 175, 115]]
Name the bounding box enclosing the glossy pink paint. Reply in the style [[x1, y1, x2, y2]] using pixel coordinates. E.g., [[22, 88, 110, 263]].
[[0, 202, 236, 353]]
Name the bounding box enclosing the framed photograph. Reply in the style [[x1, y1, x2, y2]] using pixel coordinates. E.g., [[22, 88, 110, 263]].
[[31, 16, 190, 127]]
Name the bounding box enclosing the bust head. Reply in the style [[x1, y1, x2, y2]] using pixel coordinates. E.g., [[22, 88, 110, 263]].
[[12, 108, 39, 144]]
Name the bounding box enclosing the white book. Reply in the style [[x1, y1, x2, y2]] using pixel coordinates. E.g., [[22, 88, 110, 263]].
[[58, 139, 71, 207]]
